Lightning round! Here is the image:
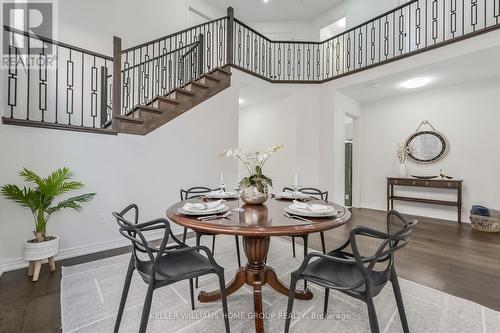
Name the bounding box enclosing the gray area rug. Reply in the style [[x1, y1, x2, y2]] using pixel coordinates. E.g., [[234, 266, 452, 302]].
[[61, 236, 500, 332]]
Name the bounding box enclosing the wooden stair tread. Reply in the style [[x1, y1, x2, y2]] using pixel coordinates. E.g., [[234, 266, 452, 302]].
[[201, 74, 220, 82], [187, 81, 209, 89], [172, 88, 195, 96], [156, 96, 180, 104], [136, 105, 162, 114], [210, 67, 232, 76], [115, 115, 143, 124]]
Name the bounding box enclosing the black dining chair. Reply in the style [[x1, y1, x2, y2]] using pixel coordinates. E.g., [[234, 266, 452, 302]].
[[284, 210, 417, 333], [113, 204, 230, 333], [282, 187, 328, 257], [180, 186, 241, 288]]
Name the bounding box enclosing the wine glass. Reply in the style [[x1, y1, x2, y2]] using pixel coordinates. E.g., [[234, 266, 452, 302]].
[[218, 172, 225, 195], [291, 173, 300, 198], [233, 173, 244, 212]]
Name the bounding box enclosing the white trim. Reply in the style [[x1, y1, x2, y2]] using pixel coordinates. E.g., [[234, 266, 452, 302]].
[[0, 228, 178, 274]]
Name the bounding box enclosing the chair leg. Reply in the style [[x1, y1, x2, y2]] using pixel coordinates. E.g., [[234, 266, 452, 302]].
[[182, 227, 188, 243], [391, 271, 410, 333], [291, 236, 296, 257], [114, 255, 135, 333], [235, 236, 242, 267], [284, 275, 299, 333], [302, 235, 308, 291], [195, 232, 202, 288], [217, 271, 231, 333], [138, 279, 155, 333], [323, 288, 330, 318], [320, 232, 326, 254], [211, 235, 216, 255], [189, 279, 195, 311], [366, 294, 380, 333]]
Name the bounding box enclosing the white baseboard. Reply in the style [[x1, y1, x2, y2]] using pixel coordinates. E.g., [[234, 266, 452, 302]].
[[0, 228, 178, 274]]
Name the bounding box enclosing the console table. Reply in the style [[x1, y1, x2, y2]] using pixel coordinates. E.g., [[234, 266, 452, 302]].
[[387, 177, 463, 223]]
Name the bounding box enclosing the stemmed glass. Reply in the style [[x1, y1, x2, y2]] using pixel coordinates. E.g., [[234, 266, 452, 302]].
[[233, 173, 244, 212], [292, 173, 300, 198], [218, 172, 225, 195]]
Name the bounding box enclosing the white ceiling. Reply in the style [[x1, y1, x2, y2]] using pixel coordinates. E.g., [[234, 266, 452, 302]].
[[339, 45, 500, 104], [204, 0, 344, 21]]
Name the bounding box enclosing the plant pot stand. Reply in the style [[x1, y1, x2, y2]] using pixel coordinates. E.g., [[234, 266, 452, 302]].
[[27, 257, 56, 281], [24, 235, 59, 282]]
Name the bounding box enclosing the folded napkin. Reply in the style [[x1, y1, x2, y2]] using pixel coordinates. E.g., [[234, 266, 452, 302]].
[[183, 200, 223, 211], [292, 200, 333, 212], [209, 190, 236, 197]]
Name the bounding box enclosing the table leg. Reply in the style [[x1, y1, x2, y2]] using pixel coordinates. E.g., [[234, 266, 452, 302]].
[[198, 236, 313, 333]]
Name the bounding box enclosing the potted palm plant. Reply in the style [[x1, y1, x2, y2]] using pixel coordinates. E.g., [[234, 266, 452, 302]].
[[1, 167, 95, 281]]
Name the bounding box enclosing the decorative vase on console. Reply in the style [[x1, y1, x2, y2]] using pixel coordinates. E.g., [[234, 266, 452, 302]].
[[220, 145, 284, 205], [396, 141, 412, 178]]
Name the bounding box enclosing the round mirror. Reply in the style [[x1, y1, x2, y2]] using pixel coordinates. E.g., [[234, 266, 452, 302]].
[[405, 131, 448, 164]]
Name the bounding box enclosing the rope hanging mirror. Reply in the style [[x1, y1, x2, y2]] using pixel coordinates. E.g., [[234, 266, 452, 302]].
[[405, 121, 449, 164]]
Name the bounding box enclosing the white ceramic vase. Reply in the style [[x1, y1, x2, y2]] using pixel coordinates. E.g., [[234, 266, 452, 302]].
[[24, 235, 59, 261], [398, 163, 407, 177]]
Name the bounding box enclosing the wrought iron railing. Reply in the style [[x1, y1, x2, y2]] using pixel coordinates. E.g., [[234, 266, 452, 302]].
[[3, 0, 500, 133], [231, 0, 500, 82], [116, 17, 228, 117], [3, 25, 113, 131]]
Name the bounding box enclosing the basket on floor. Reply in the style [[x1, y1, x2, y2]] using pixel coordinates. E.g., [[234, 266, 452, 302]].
[[470, 209, 500, 233]]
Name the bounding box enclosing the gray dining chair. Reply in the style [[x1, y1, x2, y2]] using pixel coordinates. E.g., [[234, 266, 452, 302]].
[[282, 187, 328, 257], [284, 210, 417, 333], [180, 186, 241, 288], [113, 204, 230, 333]]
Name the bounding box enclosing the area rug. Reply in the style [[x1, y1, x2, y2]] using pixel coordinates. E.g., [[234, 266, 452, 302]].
[[61, 236, 500, 332]]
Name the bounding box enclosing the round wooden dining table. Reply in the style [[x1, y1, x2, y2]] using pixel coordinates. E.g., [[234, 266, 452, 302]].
[[166, 197, 351, 333]]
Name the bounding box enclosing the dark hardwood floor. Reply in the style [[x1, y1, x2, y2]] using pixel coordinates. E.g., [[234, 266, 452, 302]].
[[1, 208, 499, 332]]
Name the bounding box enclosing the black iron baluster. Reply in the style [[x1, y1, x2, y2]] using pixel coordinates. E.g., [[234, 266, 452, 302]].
[[277, 43, 282, 79], [245, 29, 250, 69], [162, 44, 167, 95], [335, 38, 341, 74], [39, 42, 47, 122], [143, 50, 150, 103], [471, 0, 478, 31], [287, 43, 291, 80], [399, 9, 405, 54], [326, 41, 330, 78], [237, 24, 242, 66], [26, 34, 30, 120], [384, 17, 390, 58], [495, 0, 500, 24], [8, 32, 18, 118], [261, 40, 266, 76], [218, 20, 224, 67], [254, 34, 258, 72], [168, 38, 173, 92], [346, 33, 351, 71], [123, 53, 130, 113], [451, 0, 457, 37], [306, 45, 311, 79], [80, 52, 84, 126], [416, 1, 422, 48], [66, 50, 74, 124], [207, 26, 212, 70], [297, 45, 301, 79], [91, 56, 97, 127], [358, 30, 363, 66], [316, 45, 321, 79], [132, 50, 136, 108], [432, 0, 439, 42], [371, 23, 376, 62]]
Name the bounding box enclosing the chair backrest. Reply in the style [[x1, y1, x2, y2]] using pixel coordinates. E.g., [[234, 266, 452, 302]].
[[350, 210, 417, 279], [112, 204, 170, 264], [283, 186, 329, 201], [180, 186, 220, 201]]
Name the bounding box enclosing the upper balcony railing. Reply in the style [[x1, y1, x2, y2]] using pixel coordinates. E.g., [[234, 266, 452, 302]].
[[231, 0, 500, 82], [3, 0, 500, 133]]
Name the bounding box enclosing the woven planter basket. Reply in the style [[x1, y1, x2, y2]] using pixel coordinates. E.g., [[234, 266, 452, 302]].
[[470, 210, 500, 233]]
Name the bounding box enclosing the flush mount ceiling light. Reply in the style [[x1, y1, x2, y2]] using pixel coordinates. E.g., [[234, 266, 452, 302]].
[[239, 98, 245, 105], [263, 0, 269, 3], [401, 77, 432, 89]]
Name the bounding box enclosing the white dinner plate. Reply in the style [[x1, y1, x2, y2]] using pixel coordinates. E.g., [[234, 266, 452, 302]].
[[177, 204, 229, 216], [284, 204, 341, 218], [206, 191, 239, 199], [274, 192, 310, 200]]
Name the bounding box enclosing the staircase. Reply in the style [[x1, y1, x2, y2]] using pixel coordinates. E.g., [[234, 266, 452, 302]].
[[3, 1, 500, 135], [112, 66, 231, 135]]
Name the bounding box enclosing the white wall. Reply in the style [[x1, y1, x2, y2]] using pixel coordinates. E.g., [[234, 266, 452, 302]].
[[0, 74, 239, 272], [360, 77, 500, 221], [238, 83, 321, 191], [245, 20, 317, 41], [57, 0, 223, 55]]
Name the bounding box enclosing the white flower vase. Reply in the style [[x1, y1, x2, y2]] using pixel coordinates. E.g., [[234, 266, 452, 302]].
[[398, 163, 407, 177]]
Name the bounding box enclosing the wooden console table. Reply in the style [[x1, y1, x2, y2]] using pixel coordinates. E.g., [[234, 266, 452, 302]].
[[387, 177, 463, 223]]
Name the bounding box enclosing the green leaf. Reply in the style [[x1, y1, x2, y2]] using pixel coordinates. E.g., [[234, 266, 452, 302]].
[[46, 193, 96, 214], [256, 165, 262, 177]]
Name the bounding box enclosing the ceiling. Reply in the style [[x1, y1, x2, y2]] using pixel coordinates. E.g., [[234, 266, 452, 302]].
[[204, 0, 344, 21], [339, 45, 500, 104]]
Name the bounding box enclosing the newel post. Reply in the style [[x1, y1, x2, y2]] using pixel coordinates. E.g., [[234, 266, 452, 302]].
[[226, 7, 234, 65], [112, 36, 122, 131]]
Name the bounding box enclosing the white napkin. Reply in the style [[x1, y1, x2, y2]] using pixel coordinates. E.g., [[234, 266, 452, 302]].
[[276, 191, 306, 199], [183, 200, 223, 211], [292, 200, 333, 212]]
